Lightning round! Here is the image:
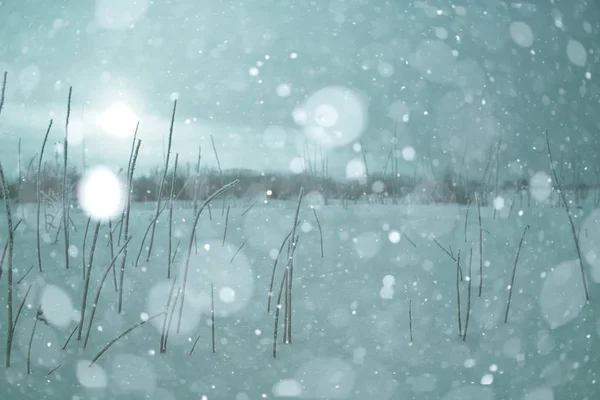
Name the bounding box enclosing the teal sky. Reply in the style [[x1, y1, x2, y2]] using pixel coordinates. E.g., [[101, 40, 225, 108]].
[[0, 0, 598, 183]]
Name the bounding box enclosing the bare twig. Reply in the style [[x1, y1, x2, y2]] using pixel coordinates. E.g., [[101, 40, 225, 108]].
[[504, 225, 530, 323]]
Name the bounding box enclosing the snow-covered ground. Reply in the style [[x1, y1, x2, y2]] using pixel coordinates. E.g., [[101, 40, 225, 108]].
[[1, 199, 599, 399]]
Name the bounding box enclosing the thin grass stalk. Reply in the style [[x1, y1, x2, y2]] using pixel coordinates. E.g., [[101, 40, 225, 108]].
[[36, 119, 53, 272], [286, 235, 300, 344], [193, 146, 201, 216], [0, 71, 6, 114], [476, 192, 483, 297], [167, 153, 179, 279], [16, 265, 34, 285], [82, 216, 91, 280], [230, 238, 248, 263], [267, 223, 299, 313], [162, 286, 181, 353], [83, 236, 132, 349], [62, 324, 79, 350], [17, 138, 21, 216], [241, 201, 255, 217], [27, 308, 42, 374], [211, 283, 215, 353], [89, 312, 165, 367], [78, 221, 101, 341], [463, 248, 473, 341], [283, 272, 289, 343], [456, 251, 462, 337], [119, 125, 139, 245], [47, 364, 61, 376], [107, 219, 117, 291], [12, 283, 33, 335], [504, 225, 530, 323], [118, 139, 141, 313], [409, 300, 413, 342], [62, 87, 72, 270], [176, 179, 239, 333], [189, 335, 201, 356], [222, 205, 230, 246], [493, 134, 502, 219], [544, 130, 589, 300], [171, 239, 181, 263], [312, 208, 324, 258], [0, 161, 15, 367], [210, 134, 223, 182], [134, 202, 168, 269], [464, 200, 470, 243], [273, 268, 289, 358], [147, 101, 176, 261], [159, 278, 178, 353], [286, 187, 304, 343]]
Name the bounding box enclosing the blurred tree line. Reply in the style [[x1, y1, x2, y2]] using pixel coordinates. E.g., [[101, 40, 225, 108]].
[[0, 160, 529, 206]]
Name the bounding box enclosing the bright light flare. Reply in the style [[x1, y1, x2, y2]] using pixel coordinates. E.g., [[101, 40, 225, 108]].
[[78, 166, 126, 221], [97, 102, 138, 138]]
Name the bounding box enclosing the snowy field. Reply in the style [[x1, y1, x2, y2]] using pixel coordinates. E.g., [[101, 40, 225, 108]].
[[0, 197, 598, 399]]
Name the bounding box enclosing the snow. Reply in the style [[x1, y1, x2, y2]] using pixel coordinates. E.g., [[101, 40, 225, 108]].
[[40, 284, 76, 328], [509, 21, 535, 48], [539, 260, 587, 329], [95, 0, 150, 30], [566, 39, 588, 67], [1, 0, 600, 397], [401, 146, 416, 162], [1, 200, 596, 398], [345, 158, 366, 181], [297, 86, 367, 148]]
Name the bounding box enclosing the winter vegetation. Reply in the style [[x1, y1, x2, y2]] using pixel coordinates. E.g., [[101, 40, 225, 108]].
[[0, 68, 599, 400]]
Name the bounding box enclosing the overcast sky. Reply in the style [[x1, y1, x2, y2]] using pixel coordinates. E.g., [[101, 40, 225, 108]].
[[0, 0, 599, 183]]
